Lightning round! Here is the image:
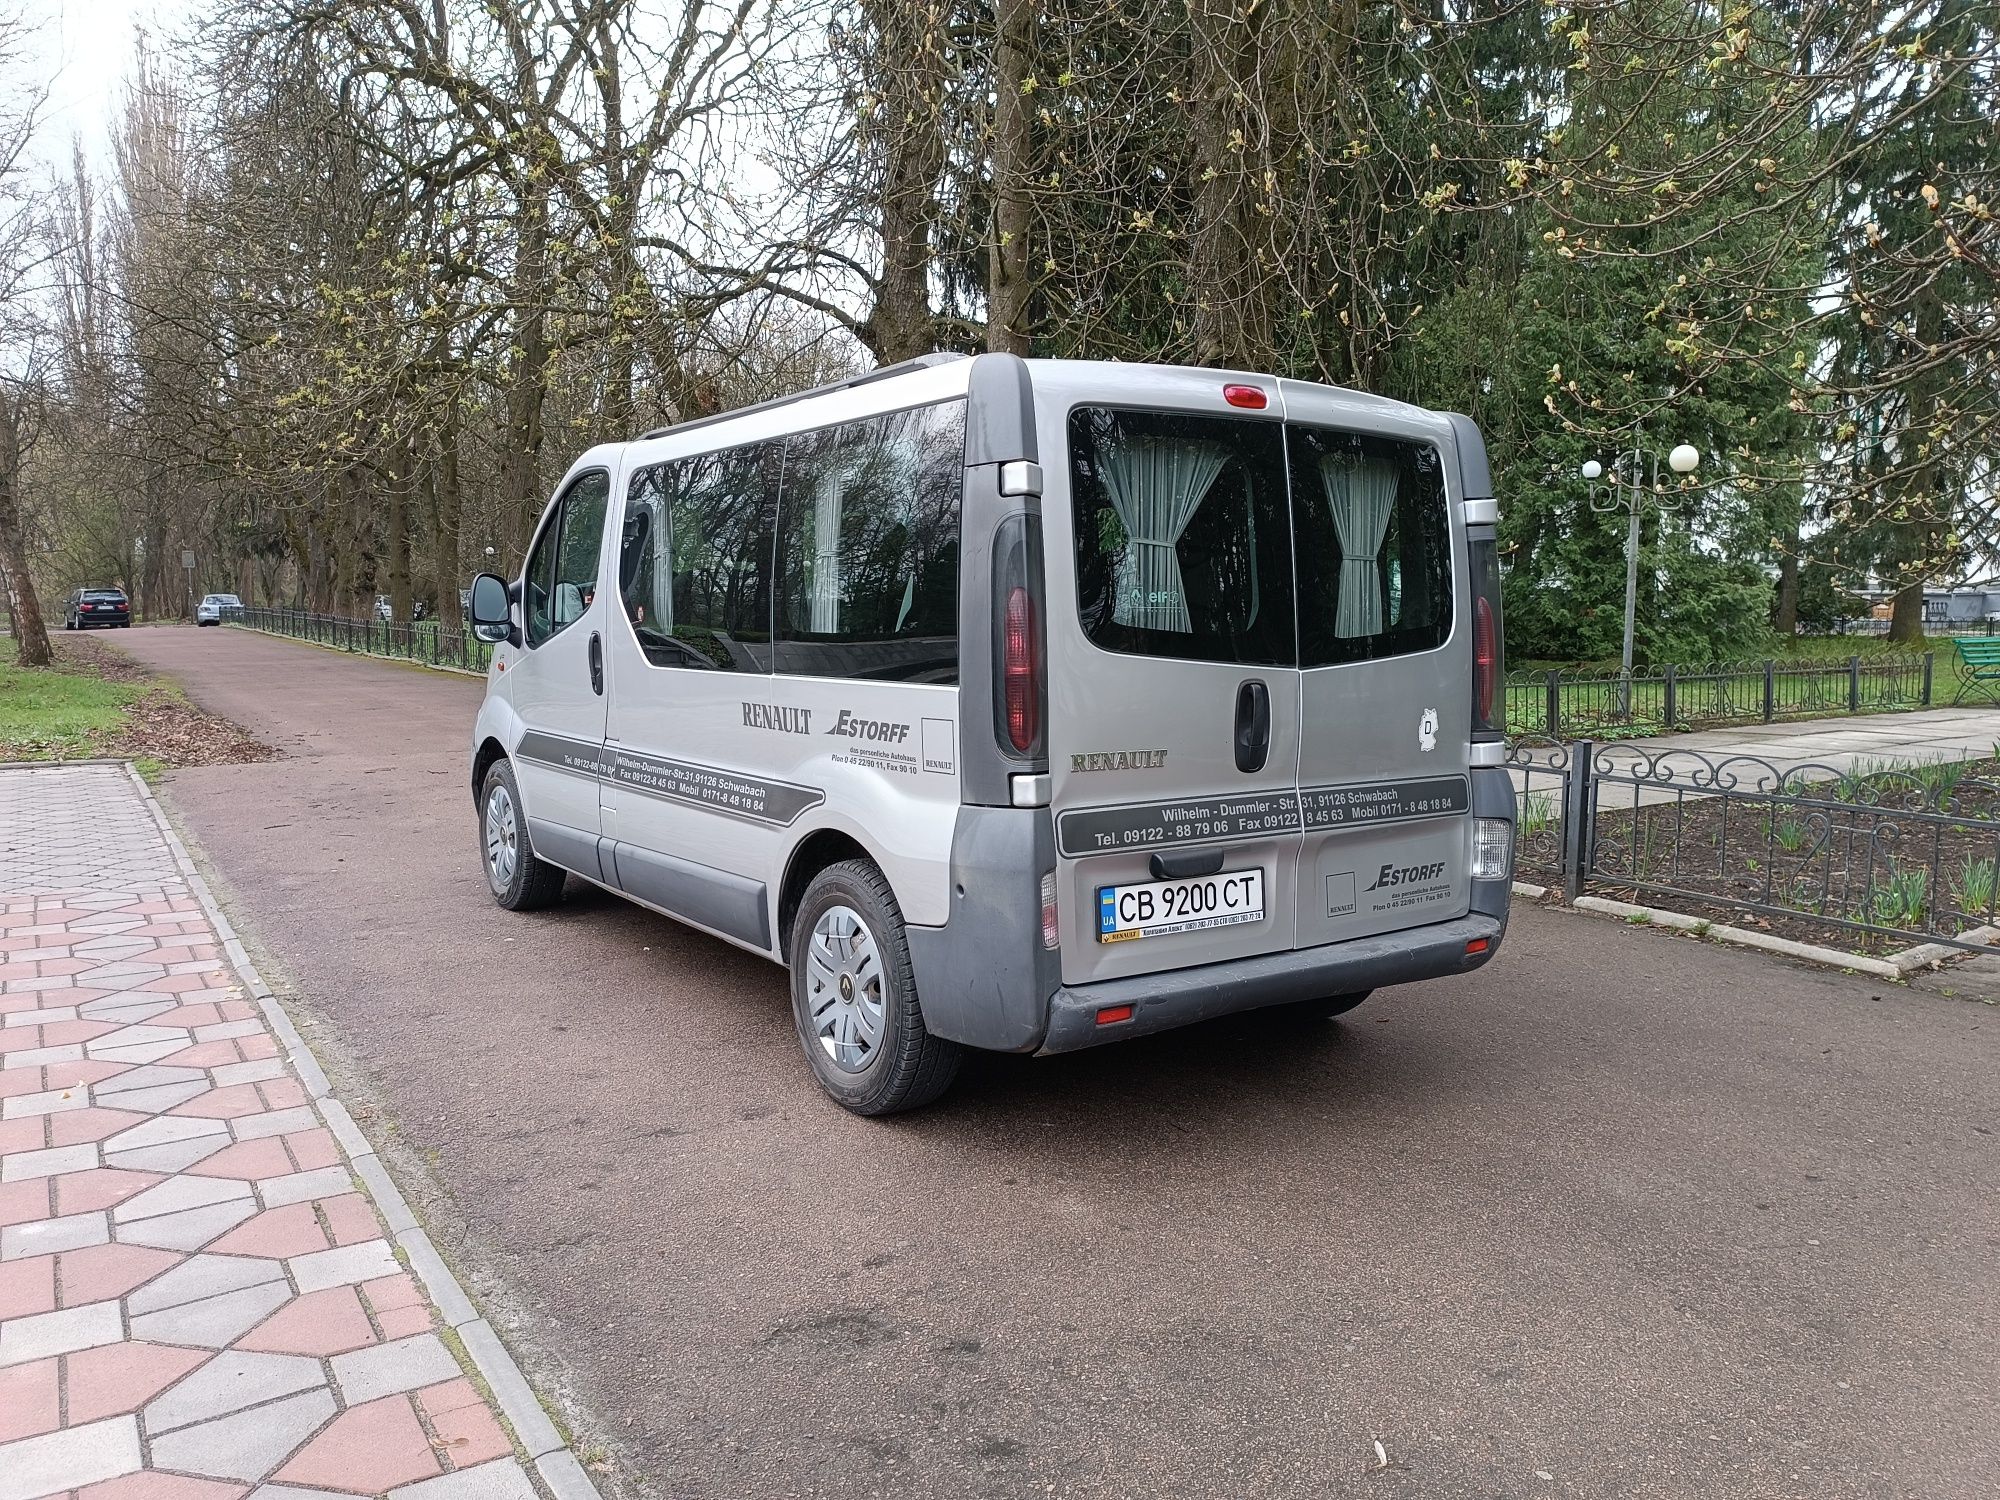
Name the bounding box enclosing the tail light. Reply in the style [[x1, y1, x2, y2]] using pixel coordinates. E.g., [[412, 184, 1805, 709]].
[[1468, 533, 1504, 738], [1473, 596, 1496, 724], [1004, 585, 1038, 752], [992, 513, 1046, 760]]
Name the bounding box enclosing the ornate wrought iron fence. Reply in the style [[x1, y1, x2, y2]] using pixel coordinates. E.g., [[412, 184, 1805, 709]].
[[1527, 739, 2000, 955], [1506, 739, 1572, 884], [230, 607, 494, 673], [1505, 653, 1935, 739]]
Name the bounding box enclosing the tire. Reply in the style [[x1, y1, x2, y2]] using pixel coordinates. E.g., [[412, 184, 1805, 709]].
[[788, 859, 961, 1115], [479, 759, 567, 912]]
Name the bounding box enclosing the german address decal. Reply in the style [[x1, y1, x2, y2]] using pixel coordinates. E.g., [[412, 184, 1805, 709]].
[[1298, 776, 1468, 830]]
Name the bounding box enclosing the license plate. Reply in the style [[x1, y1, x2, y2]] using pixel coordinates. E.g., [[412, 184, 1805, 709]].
[[1097, 869, 1265, 943]]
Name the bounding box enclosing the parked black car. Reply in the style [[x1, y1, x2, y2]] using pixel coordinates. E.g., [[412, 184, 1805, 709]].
[[64, 588, 132, 629]]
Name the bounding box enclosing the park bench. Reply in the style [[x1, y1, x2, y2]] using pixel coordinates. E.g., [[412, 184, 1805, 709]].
[[1949, 637, 2000, 704]]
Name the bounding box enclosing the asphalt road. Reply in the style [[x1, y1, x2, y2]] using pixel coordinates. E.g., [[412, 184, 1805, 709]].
[[113, 624, 2000, 1500]]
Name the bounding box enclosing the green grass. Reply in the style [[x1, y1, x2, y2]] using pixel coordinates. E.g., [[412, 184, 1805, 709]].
[[1957, 856, 1996, 917], [0, 657, 142, 757], [1871, 867, 1930, 928]]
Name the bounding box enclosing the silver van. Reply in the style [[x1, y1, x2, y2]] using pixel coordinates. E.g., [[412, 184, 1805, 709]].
[[466, 355, 1514, 1113]]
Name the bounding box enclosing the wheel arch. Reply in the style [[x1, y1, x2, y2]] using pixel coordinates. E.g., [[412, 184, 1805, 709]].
[[777, 828, 877, 958], [472, 736, 509, 806]]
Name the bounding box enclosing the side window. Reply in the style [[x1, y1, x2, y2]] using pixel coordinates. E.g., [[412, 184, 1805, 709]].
[[523, 471, 610, 649], [773, 401, 964, 683], [619, 441, 779, 671], [1288, 428, 1452, 666]]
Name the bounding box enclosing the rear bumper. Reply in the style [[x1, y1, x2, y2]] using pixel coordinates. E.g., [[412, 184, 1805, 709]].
[[1036, 910, 1503, 1055]]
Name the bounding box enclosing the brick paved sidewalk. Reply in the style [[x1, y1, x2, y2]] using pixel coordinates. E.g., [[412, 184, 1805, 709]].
[[0, 764, 592, 1500]]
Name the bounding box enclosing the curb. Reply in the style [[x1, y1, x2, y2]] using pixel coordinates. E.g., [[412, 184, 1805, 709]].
[[1571, 893, 1907, 979], [118, 760, 605, 1500], [229, 623, 487, 678]]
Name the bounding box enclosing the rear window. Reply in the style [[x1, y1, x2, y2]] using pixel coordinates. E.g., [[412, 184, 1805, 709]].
[[1068, 407, 1295, 667], [85, 590, 126, 601], [1068, 408, 1453, 669], [1288, 427, 1452, 666]]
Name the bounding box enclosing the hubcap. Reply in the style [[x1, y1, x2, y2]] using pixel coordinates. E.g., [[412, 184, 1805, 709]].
[[805, 905, 886, 1073], [485, 784, 518, 890]]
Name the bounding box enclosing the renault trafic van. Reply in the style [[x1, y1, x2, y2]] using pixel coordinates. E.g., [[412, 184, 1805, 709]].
[[466, 355, 1514, 1113]]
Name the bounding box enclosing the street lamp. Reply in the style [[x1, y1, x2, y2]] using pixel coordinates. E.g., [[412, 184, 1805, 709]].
[[1582, 428, 1700, 717]]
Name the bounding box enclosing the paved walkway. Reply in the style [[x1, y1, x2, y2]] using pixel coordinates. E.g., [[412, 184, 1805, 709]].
[[0, 765, 586, 1500], [1511, 704, 2000, 808], [1598, 703, 2000, 769]]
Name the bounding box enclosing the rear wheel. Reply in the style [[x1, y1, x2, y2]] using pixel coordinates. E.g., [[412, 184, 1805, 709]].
[[788, 859, 960, 1115], [479, 759, 567, 912]]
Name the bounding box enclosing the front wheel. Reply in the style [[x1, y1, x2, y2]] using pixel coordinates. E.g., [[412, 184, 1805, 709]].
[[788, 860, 961, 1115], [479, 759, 567, 911]]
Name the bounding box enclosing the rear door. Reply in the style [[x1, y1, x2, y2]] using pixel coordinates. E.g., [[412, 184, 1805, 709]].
[[1282, 391, 1472, 946], [1041, 373, 1304, 985]]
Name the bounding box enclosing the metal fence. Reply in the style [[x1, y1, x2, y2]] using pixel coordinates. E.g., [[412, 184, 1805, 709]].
[[230, 607, 494, 673], [1835, 617, 1998, 638], [1505, 653, 1939, 739], [1511, 740, 2000, 956]]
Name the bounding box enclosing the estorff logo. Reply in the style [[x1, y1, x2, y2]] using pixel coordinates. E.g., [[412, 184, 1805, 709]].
[[826, 710, 911, 743], [1364, 859, 1447, 892]]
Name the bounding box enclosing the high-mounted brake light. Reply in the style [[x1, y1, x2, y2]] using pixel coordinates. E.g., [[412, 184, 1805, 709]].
[[1004, 585, 1040, 753], [1222, 384, 1268, 410]]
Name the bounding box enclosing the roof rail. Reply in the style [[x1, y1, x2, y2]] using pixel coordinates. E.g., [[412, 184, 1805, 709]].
[[636, 352, 969, 442]]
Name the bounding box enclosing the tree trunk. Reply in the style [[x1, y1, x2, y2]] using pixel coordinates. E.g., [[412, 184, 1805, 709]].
[[385, 465, 411, 624], [499, 189, 553, 567], [430, 408, 464, 633], [1888, 581, 1924, 644], [1773, 550, 1800, 635], [0, 388, 53, 668], [987, 0, 1033, 355], [858, 0, 945, 363], [1887, 286, 1947, 647], [1187, 0, 1275, 370]]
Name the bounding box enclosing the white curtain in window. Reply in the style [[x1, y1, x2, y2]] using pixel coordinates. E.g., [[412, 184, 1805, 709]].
[[809, 468, 845, 633], [1100, 437, 1229, 632], [1320, 453, 1400, 637]]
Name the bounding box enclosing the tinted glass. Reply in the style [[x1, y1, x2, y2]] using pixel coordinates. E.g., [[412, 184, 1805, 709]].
[[619, 441, 780, 671], [524, 471, 608, 647], [1069, 407, 1295, 667], [1289, 428, 1452, 666], [774, 401, 964, 683]]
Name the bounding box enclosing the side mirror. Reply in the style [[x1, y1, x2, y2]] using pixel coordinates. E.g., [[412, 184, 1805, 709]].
[[468, 572, 515, 645]]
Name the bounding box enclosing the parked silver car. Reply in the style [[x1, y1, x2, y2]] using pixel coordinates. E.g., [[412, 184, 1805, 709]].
[[196, 593, 243, 626]]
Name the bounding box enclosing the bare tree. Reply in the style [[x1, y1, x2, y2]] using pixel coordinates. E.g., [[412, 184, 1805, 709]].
[[0, 1, 51, 665]]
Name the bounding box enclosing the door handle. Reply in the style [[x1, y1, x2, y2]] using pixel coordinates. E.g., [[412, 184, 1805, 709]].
[[1234, 679, 1270, 773], [588, 632, 604, 696]]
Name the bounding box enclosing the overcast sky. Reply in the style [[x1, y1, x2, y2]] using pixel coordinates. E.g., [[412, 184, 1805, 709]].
[[26, 0, 190, 167]]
